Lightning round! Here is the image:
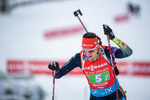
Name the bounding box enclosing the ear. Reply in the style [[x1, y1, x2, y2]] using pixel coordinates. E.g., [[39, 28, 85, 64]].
[[97, 46, 100, 53]]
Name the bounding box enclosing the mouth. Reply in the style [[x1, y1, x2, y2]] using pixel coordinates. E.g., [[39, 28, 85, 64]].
[[88, 56, 93, 59]]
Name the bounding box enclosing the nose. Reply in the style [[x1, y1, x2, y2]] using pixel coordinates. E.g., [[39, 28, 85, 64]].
[[85, 51, 91, 55]]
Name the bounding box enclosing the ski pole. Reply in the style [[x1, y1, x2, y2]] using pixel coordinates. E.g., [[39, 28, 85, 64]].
[[73, 9, 88, 33], [52, 62, 56, 100], [52, 71, 56, 100], [106, 34, 119, 100]]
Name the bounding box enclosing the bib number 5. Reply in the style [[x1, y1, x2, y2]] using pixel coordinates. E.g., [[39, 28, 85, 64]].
[[95, 74, 102, 82], [87, 71, 110, 84]]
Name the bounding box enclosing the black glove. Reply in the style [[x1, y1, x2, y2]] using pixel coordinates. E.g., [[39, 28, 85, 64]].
[[48, 61, 59, 71], [103, 24, 115, 40], [114, 66, 119, 75]]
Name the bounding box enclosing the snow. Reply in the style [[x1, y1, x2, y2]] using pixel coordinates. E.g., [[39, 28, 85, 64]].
[[0, 0, 150, 100], [35, 75, 150, 100]]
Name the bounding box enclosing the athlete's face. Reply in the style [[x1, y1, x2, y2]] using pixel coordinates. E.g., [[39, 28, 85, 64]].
[[84, 47, 98, 60]]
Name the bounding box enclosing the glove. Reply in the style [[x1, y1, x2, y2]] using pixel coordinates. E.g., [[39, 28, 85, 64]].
[[48, 61, 59, 71], [114, 66, 119, 75], [103, 24, 115, 40]]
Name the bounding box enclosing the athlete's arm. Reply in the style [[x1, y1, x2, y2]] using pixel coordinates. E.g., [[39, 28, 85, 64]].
[[112, 36, 133, 58], [103, 24, 133, 58], [55, 53, 81, 79], [104, 39, 133, 59]]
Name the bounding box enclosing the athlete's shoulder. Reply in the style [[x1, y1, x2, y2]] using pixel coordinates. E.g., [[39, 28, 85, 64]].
[[101, 45, 107, 49], [73, 53, 80, 59], [101, 45, 116, 50], [71, 53, 81, 68], [70, 53, 81, 64]]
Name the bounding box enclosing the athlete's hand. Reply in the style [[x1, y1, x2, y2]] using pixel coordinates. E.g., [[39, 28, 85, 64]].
[[48, 61, 59, 71], [103, 24, 115, 40]]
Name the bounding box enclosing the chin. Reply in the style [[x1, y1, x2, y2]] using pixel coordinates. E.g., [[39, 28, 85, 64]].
[[89, 57, 94, 60]]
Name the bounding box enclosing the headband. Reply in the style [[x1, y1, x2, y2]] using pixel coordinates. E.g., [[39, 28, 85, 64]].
[[82, 37, 99, 51]]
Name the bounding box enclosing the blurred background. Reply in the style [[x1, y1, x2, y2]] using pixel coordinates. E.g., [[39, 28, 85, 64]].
[[0, 0, 150, 100]]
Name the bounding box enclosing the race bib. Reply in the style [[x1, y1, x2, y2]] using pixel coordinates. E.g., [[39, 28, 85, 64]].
[[87, 71, 110, 84]]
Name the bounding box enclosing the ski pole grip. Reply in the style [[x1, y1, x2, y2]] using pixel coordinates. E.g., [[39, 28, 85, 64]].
[[107, 35, 110, 42], [53, 62, 56, 73], [73, 9, 82, 17]]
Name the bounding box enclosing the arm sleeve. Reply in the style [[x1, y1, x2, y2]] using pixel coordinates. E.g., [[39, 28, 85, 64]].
[[112, 36, 133, 58], [55, 53, 81, 79], [104, 36, 133, 59]]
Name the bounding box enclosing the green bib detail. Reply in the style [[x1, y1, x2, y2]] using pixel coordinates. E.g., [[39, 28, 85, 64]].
[[87, 71, 110, 84]]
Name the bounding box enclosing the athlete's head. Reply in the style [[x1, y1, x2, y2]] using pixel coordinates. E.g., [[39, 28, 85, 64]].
[[82, 32, 102, 60]]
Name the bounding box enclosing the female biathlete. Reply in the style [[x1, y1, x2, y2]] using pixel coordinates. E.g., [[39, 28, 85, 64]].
[[48, 25, 133, 100]]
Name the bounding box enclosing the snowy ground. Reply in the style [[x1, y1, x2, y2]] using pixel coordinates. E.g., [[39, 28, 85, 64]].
[[34, 75, 150, 100]]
